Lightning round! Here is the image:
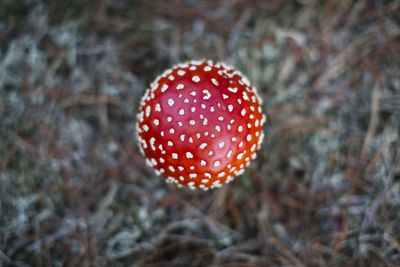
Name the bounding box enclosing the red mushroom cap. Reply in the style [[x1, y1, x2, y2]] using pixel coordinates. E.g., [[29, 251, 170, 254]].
[[136, 60, 266, 190]]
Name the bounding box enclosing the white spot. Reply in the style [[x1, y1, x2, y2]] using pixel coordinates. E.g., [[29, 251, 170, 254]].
[[179, 109, 185, 115], [203, 118, 208, 125], [189, 66, 197, 70], [189, 120, 196, 125], [239, 141, 244, 147], [247, 123, 252, 128], [145, 106, 151, 117], [261, 114, 267, 125], [237, 98, 242, 104], [201, 179, 209, 183], [202, 90, 211, 100], [255, 120, 259, 127], [189, 173, 197, 178], [178, 166, 184, 171], [210, 106, 215, 112], [186, 152, 193, 158], [251, 144, 257, 151], [250, 114, 254, 119], [161, 84, 169, 93], [227, 150, 232, 158], [151, 158, 157, 166], [160, 131, 164, 136], [176, 84, 184, 90], [241, 108, 246, 116], [155, 104, 161, 112], [200, 160, 206, 166], [149, 137, 156, 150], [189, 137, 193, 143], [222, 94, 229, 99], [218, 141, 225, 148], [213, 161, 221, 167], [163, 69, 172, 76], [167, 116, 172, 122], [184, 98, 189, 103], [196, 133, 201, 139], [167, 141, 173, 146], [215, 125, 221, 132], [212, 78, 219, 86], [140, 139, 147, 149], [178, 122, 183, 127], [138, 111, 144, 122], [238, 125, 243, 132], [199, 143, 207, 149], [242, 91, 250, 101], [178, 70, 186, 76], [153, 119, 159, 126], [205, 173, 212, 178], [191, 107, 196, 112], [208, 151, 214, 156], [190, 91, 196, 96], [142, 124, 149, 132], [228, 105, 233, 112], [204, 66, 211, 71], [168, 75, 175, 80], [192, 76, 200, 83], [218, 172, 225, 178], [242, 77, 250, 86], [169, 128, 175, 134], [168, 98, 175, 107], [201, 104, 206, 109], [247, 134, 252, 141], [169, 166, 175, 172], [228, 87, 238, 93], [180, 134, 185, 141], [172, 153, 178, 159], [160, 157, 165, 163], [218, 116, 224, 121]]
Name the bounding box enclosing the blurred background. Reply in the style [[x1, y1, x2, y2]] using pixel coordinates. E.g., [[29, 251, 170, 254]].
[[1, 0, 400, 266]]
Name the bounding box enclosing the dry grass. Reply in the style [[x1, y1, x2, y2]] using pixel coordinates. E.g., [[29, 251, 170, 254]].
[[1, 0, 400, 266]]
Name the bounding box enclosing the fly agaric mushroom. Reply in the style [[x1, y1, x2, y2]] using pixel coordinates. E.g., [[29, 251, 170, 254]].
[[136, 60, 266, 190]]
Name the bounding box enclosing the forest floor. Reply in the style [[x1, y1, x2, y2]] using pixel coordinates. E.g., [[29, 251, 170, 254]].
[[1, 0, 400, 266]]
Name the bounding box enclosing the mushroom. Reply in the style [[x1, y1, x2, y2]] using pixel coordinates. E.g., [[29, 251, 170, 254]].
[[136, 60, 266, 190]]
